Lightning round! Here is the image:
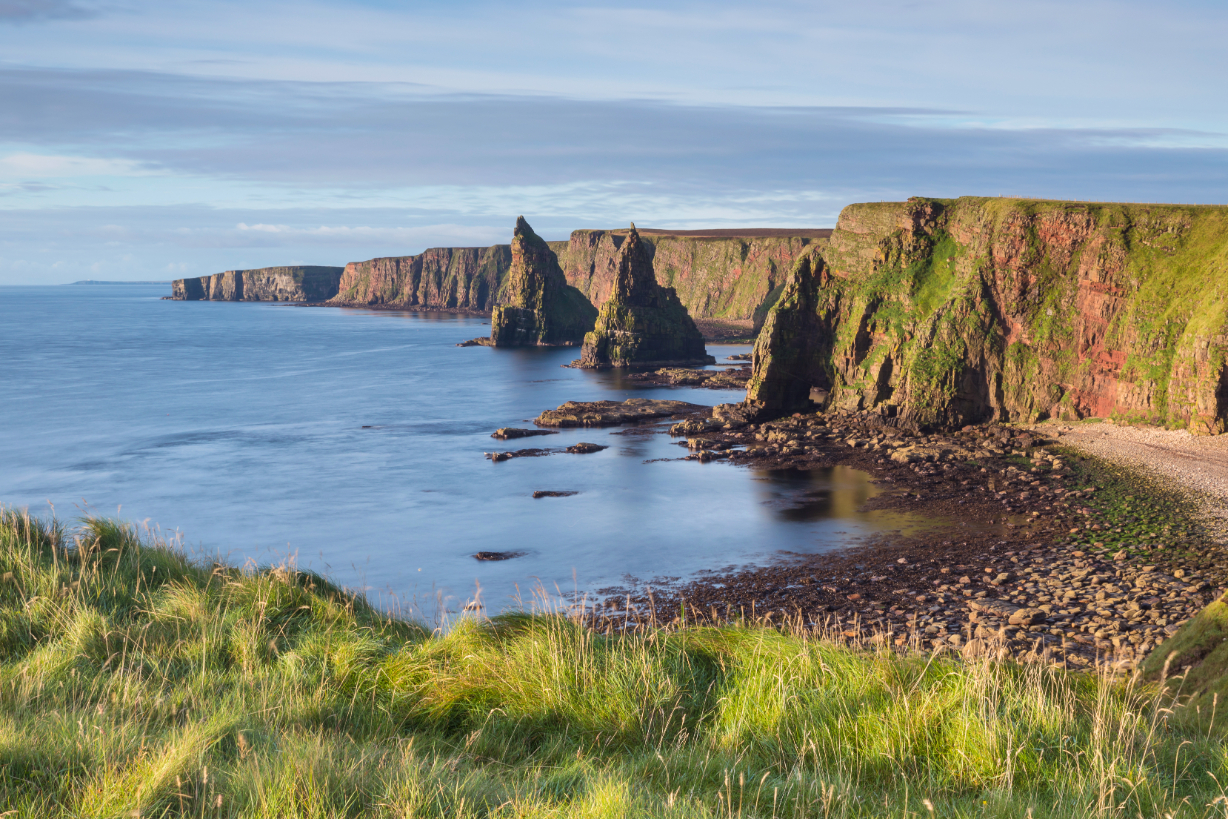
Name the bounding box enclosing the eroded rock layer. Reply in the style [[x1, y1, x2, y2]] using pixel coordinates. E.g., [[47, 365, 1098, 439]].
[[488, 217, 597, 346], [578, 226, 714, 368], [171, 267, 344, 301], [747, 197, 1228, 433]]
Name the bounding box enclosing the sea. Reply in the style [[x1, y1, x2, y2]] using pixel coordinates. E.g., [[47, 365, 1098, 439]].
[[0, 284, 927, 619]]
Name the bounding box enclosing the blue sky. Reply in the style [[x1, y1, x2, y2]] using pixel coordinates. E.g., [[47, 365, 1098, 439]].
[[2, 0, 1227, 283]]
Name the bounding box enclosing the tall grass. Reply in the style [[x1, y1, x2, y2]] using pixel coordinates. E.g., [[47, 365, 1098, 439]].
[[0, 506, 1224, 817]]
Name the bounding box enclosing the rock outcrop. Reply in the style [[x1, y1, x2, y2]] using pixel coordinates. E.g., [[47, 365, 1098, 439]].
[[328, 246, 512, 311], [171, 267, 344, 301], [578, 226, 714, 368], [488, 217, 598, 346], [745, 197, 1228, 433]]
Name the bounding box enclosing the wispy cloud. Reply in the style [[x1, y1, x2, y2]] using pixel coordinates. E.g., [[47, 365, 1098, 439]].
[[0, 152, 155, 177], [0, 0, 94, 22]]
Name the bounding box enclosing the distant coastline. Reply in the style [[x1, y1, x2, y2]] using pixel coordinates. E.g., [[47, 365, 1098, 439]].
[[68, 280, 170, 285]]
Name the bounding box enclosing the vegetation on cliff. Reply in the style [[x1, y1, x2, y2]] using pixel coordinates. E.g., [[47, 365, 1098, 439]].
[[2, 507, 1226, 818], [578, 225, 713, 367], [748, 197, 1228, 432], [488, 217, 597, 346], [172, 267, 345, 302]]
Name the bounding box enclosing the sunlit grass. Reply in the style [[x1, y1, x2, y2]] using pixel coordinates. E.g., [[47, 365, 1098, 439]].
[[0, 506, 1225, 817]]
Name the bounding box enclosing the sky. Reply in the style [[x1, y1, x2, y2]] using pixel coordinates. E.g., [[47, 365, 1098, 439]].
[[1, 0, 1227, 283]]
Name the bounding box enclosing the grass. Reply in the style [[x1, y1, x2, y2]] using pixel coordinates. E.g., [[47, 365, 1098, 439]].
[[2, 508, 1228, 817]]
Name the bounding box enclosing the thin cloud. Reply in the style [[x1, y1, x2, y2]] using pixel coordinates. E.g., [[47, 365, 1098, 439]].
[[0, 0, 93, 21]]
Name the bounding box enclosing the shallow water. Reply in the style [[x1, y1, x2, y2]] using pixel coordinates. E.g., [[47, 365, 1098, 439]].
[[0, 285, 933, 616]]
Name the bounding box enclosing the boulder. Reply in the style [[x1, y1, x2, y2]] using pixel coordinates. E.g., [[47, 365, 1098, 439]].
[[489, 217, 598, 346], [577, 225, 714, 368]]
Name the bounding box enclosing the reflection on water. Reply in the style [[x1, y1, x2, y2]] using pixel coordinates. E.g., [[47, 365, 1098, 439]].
[[0, 287, 946, 616], [754, 465, 879, 522]]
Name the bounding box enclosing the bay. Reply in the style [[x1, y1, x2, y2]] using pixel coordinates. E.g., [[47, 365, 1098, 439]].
[[0, 284, 916, 619]]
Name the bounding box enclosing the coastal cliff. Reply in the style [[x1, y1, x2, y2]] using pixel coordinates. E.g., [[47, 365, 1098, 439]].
[[171, 267, 344, 301], [488, 217, 598, 346], [323, 230, 823, 320], [328, 246, 513, 311], [746, 197, 1228, 432], [556, 229, 826, 324], [578, 225, 713, 367]]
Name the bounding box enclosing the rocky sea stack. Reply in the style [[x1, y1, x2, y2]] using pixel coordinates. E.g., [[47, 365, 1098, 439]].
[[744, 196, 1228, 432], [488, 217, 597, 346], [578, 225, 714, 368]]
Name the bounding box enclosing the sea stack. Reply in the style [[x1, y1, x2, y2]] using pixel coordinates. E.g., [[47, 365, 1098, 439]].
[[578, 224, 714, 368], [488, 217, 597, 346]]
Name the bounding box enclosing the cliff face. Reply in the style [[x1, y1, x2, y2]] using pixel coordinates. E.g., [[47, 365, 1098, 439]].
[[171, 267, 344, 302], [489, 217, 598, 346], [328, 246, 513, 311], [556, 230, 821, 323], [578, 226, 713, 368], [748, 197, 1228, 433]]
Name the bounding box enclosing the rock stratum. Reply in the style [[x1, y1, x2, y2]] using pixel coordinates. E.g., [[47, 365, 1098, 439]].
[[488, 217, 598, 346], [171, 267, 345, 302], [746, 197, 1228, 432], [578, 225, 714, 367]]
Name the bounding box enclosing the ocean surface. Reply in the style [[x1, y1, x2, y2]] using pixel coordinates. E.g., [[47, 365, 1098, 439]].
[[1, 285, 926, 618]]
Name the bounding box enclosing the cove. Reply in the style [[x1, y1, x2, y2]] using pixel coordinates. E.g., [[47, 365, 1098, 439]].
[[0, 284, 937, 618]]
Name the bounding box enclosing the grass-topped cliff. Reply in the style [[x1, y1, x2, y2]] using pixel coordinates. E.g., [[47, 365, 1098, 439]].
[[2, 506, 1226, 818], [748, 197, 1228, 432]]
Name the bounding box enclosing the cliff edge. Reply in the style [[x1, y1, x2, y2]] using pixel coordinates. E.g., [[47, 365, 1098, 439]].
[[746, 197, 1228, 432]]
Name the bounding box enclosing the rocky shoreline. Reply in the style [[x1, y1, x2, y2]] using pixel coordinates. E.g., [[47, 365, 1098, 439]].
[[552, 402, 1226, 670]]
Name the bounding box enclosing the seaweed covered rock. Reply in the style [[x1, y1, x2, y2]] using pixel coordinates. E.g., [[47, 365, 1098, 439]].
[[578, 225, 714, 368], [744, 196, 1228, 432], [489, 217, 597, 346]]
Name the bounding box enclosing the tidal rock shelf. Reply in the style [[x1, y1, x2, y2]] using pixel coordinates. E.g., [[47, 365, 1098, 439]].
[[534, 399, 709, 428]]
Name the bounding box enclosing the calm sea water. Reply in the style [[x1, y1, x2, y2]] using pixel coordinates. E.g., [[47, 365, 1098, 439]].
[[1, 285, 920, 617]]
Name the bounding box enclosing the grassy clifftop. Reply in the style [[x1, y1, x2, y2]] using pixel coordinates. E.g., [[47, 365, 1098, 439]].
[[1, 507, 1225, 817], [749, 197, 1228, 432]]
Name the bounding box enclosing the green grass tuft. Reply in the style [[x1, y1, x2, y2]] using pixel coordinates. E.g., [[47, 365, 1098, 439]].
[[1, 506, 1226, 817]]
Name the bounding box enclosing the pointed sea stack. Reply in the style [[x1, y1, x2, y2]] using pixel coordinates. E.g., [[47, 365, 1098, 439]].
[[488, 217, 597, 346], [578, 224, 714, 368]]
